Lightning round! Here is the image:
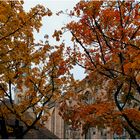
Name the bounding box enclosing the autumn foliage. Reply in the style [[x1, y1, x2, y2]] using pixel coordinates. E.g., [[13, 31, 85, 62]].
[[0, 0, 140, 139], [0, 1, 70, 138], [59, 0, 140, 138]]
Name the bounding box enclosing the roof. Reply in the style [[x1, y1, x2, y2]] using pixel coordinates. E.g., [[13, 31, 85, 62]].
[[0, 99, 59, 139], [24, 127, 59, 139]]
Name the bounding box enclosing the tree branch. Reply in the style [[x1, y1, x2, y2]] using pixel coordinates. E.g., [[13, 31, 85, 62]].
[[114, 83, 140, 134], [71, 31, 97, 68]]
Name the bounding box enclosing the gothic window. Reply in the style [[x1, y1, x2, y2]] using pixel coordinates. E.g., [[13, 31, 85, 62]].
[[100, 128, 107, 139], [64, 122, 71, 139], [133, 102, 138, 108], [64, 122, 81, 139], [85, 127, 94, 139], [83, 91, 94, 104]]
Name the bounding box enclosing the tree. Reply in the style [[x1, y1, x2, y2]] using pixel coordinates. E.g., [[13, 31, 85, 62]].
[[0, 1, 70, 138], [59, 0, 140, 138]]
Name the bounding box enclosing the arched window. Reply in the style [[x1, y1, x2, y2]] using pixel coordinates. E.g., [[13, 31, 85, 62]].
[[83, 91, 94, 104]]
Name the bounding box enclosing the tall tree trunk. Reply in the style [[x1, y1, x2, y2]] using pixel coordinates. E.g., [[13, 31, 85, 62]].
[[15, 119, 23, 139], [0, 117, 9, 139]]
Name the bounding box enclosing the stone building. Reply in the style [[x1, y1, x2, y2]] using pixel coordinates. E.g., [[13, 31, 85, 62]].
[[45, 76, 134, 139], [0, 98, 58, 139], [12, 74, 139, 139], [44, 79, 106, 139], [45, 99, 114, 139]]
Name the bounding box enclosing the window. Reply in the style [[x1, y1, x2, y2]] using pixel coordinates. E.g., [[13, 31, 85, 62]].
[[64, 122, 81, 139], [83, 91, 94, 104], [85, 127, 95, 139], [99, 128, 107, 139]]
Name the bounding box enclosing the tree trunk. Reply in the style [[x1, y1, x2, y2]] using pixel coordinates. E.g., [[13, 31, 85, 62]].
[[0, 117, 9, 139]]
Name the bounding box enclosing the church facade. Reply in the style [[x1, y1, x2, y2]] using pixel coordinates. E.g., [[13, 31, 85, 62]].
[[13, 75, 138, 139], [45, 77, 129, 139]]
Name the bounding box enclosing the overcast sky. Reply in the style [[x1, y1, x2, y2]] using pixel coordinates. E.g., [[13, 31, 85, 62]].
[[23, 0, 86, 80]]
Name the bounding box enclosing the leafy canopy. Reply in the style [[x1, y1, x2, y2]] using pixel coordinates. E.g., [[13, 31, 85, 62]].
[[0, 1, 71, 138], [59, 0, 140, 138]]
